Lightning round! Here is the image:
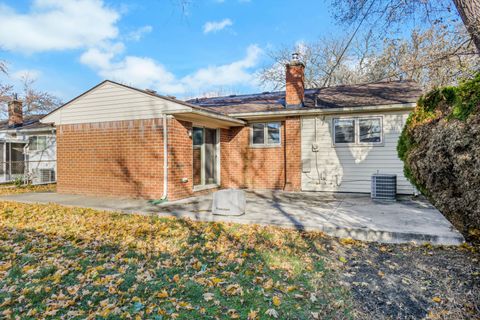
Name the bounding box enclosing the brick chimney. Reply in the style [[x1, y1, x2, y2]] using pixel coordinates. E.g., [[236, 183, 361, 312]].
[[285, 52, 305, 108], [8, 93, 23, 127]]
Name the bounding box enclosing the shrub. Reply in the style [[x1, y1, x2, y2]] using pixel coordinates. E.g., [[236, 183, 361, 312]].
[[14, 176, 24, 187], [399, 73, 480, 186], [452, 73, 480, 120], [398, 72, 480, 241]]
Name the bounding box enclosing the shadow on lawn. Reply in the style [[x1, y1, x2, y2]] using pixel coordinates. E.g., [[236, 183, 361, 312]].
[[0, 215, 351, 320]]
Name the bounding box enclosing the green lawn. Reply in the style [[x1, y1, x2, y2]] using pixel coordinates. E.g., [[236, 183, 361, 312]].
[[0, 201, 351, 319]]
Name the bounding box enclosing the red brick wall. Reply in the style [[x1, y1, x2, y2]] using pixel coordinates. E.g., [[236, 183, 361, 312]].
[[57, 119, 165, 199], [166, 120, 194, 200], [284, 117, 301, 191], [286, 63, 305, 106], [56, 116, 302, 200], [57, 118, 205, 201], [220, 117, 301, 191]]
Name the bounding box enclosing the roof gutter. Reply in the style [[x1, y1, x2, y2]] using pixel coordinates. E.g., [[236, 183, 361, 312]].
[[228, 102, 416, 120], [4, 127, 56, 134], [166, 108, 246, 126]]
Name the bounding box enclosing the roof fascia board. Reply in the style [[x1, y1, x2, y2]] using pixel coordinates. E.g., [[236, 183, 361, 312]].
[[166, 109, 245, 126], [229, 103, 416, 120], [14, 127, 55, 133]]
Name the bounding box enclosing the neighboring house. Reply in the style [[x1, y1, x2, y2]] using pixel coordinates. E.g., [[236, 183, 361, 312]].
[[41, 55, 421, 200], [0, 97, 56, 184]]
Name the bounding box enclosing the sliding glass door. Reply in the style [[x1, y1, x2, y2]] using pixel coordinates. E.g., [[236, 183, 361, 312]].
[[193, 127, 218, 187]]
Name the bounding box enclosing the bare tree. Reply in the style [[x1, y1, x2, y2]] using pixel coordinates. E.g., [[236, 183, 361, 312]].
[[368, 26, 479, 89], [329, 0, 480, 53], [0, 60, 7, 75], [0, 70, 62, 118], [19, 74, 62, 115], [257, 26, 479, 91], [453, 0, 480, 52], [0, 60, 12, 107], [257, 35, 377, 90]]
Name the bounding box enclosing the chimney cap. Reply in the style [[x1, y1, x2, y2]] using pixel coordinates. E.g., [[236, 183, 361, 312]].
[[287, 52, 305, 67]]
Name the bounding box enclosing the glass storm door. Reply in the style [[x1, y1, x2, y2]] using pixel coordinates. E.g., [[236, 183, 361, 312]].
[[192, 127, 218, 187]]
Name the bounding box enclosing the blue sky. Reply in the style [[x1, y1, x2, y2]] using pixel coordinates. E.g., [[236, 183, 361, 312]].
[[0, 0, 342, 101]]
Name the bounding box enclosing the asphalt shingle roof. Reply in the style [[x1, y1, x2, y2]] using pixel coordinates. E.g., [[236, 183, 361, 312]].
[[187, 80, 422, 114], [0, 114, 53, 131]]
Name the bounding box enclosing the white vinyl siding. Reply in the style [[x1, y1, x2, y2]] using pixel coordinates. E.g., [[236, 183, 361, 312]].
[[301, 110, 414, 194], [42, 82, 191, 125]]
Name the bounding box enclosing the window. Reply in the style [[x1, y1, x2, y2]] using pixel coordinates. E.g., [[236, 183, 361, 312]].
[[29, 136, 47, 151], [251, 122, 281, 146], [359, 118, 382, 143], [333, 117, 383, 145], [334, 119, 355, 144], [193, 127, 203, 147], [252, 123, 265, 144], [267, 122, 280, 144]]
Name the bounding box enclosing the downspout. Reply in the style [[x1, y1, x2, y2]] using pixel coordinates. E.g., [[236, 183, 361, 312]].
[[161, 114, 168, 200], [150, 115, 169, 205], [23, 142, 28, 185], [284, 120, 287, 190]]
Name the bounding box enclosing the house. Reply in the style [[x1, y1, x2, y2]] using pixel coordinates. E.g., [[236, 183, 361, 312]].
[[0, 96, 56, 184], [41, 54, 421, 200]]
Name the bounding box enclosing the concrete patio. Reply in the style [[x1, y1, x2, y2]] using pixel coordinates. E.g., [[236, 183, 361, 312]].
[[0, 190, 464, 245]]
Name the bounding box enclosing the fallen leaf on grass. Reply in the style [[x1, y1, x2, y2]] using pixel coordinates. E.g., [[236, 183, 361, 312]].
[[227, 309, 239, 319], [265, 308, 279, 318], [272, 295, 281, 306], [247, 309, 258, 319], [432, 297, 442, 303], [203, 292, 214, 301], [263, 278, 274, 290]]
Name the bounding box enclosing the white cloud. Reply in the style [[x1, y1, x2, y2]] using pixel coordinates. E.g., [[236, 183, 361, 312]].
[[203, 18, 233, 34], [125, 25, 153, 41], [182, 45, 262, 90], [11, 69, 42, 82], [79, 43, 124, 70], [80, 44, 263, 96], [0, 0, 119, 53]]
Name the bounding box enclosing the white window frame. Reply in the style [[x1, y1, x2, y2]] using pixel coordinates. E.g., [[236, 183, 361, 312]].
[[28, 136, 48, 152], [358, 116, 383, 145], [333, 118, 356, 146], [332, 116, 383, 146], [250, 121, 281, 147]]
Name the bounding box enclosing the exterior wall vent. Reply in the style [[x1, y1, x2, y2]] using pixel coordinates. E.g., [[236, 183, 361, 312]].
[[32, 169, 56, 185], [371, 174, 397, 201]]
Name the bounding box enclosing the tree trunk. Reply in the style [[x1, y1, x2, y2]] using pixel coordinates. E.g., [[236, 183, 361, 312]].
[[452, 0, 480, 53]]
